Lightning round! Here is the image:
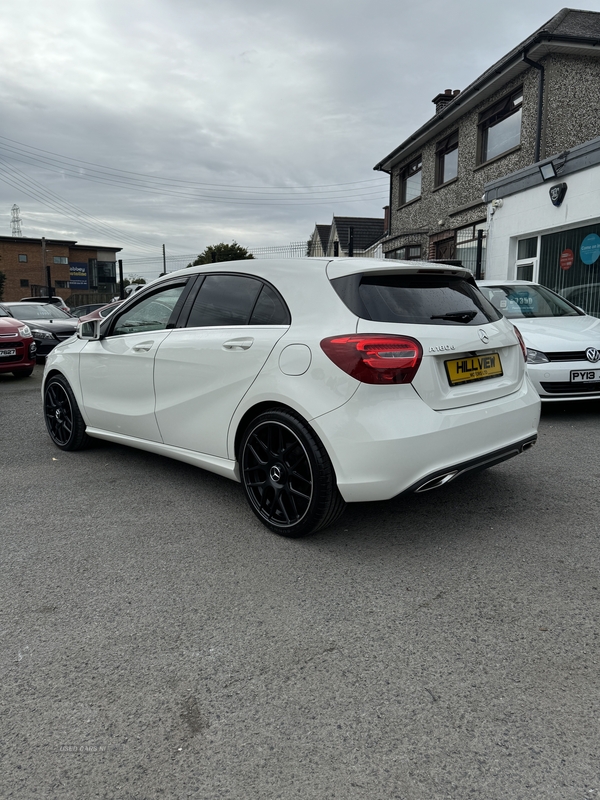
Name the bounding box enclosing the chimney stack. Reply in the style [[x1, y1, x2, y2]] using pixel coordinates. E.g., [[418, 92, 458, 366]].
[[432, 88, 460, 115]]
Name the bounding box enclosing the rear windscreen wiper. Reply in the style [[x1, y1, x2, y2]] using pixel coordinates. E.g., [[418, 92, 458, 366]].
[[430, 310, 478, 323]]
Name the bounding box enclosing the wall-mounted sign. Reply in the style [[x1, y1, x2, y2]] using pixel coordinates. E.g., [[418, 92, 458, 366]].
[[549, 182, 568, 207], [580, 233, 600, 266], [69, 262, 88, 289], [560, 249, 574, 270]]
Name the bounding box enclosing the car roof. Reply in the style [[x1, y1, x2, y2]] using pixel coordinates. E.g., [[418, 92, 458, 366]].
[[4, 301, 55, 307], [477, 280, 539, 286], [171, 257, 474, 284]]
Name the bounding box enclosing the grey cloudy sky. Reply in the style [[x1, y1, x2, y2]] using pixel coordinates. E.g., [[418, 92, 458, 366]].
[[1, 0, 598, 277]]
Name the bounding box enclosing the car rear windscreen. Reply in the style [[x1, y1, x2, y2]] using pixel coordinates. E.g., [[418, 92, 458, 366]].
[[331, 273, 503, 325]]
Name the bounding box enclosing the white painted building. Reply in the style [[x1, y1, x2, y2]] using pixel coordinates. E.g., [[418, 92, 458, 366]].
[[484, 136, 600, 314]]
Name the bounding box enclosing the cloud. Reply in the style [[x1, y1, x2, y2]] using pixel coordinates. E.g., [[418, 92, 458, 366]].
[[0, 0, 595, 276]]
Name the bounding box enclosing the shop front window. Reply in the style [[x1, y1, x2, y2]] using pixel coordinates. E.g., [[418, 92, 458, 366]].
[[539, 223, 600, 317]]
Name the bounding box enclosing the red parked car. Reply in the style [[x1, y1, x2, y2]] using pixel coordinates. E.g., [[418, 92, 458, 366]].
[[0, 308, 37, 377], [77, 300, 124, 324]]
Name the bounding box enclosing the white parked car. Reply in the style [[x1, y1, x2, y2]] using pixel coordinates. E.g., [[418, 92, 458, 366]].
[[478, 280, 600, 401], [42, 259, 540, 536], [557, 283, 600, 318]]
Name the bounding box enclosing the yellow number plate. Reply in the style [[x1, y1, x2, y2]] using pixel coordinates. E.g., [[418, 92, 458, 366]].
[[445, 352, 503, 386]]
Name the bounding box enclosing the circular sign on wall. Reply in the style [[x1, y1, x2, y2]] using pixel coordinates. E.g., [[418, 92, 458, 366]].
[[580, 233, 600, 265], [560, 249, 574, 270]]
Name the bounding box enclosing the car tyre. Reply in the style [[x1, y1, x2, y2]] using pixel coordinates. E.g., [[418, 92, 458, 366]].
[[12, 368, 34, 378], [239, 408, 346, 537], [44, 374, 91, 451]]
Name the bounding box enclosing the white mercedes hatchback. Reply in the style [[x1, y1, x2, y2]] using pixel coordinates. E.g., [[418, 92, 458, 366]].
[[43, 258, 540, 536]]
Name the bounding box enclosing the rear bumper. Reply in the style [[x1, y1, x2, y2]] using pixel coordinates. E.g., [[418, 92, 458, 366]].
[[311, 378, 541, 502], [402, 435, 537, 494]]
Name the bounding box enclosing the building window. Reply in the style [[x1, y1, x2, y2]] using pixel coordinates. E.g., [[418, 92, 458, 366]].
[[435, 131, 458, 185], [53, 256, 69, 264], [400, 156, 422, 205], [55, 280, 69, 288], [517, 237, 537, 260], [20, 279, 30, 287], [516, 264, 534, 281], [386, 245, 422, 260], [18, 254, 28, 263], [479, 88, 523, 163]]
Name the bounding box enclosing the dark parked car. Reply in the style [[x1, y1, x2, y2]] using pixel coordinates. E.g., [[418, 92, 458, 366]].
[[0, 308, 37, 377], [19, 296, 72, 313], [69, 303, 111, 318], [0, 303, 79, 359]]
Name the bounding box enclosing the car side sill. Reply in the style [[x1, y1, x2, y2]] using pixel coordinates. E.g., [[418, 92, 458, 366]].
[[85, 427, 240, 482]]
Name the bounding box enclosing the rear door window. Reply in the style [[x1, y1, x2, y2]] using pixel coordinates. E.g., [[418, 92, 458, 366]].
[[331, 273, 502, 325], [185, 274, 290, 327]]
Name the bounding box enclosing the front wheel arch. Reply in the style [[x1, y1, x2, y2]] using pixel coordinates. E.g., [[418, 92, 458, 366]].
[[43, 373, 91, 451]]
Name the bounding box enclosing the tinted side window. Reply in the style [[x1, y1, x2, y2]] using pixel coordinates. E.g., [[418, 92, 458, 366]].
[[331, 274, 502, 325], [186, 275, 262, 327], [249, 284, 290, 325], [111, 285, 186, 336]]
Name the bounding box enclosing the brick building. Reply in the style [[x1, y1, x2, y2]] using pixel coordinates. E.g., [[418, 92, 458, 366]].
[[0, 236, 122, 304]]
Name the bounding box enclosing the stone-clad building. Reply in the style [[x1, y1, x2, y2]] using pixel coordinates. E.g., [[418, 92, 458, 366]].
[[373, 8, 600, 273]]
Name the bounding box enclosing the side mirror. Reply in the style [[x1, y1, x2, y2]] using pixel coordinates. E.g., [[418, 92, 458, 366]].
[[77, 319, 102, 340]]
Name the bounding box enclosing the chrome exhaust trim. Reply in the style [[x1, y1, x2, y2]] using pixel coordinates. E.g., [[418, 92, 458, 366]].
[[521, 440, 536, 452], [415, 470, 459, 493]]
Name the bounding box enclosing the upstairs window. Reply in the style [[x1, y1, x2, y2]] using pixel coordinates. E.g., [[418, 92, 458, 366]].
[[399, 156, 422, 205], [435, 131, 459, 185], [53, 256, 69, 264], [18, 254, 28, 263], [479, 88, 523, 163]]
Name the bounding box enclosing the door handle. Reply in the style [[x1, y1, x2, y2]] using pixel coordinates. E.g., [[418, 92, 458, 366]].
[[223, 338, 254, 351], [132, 341, 154, 352]]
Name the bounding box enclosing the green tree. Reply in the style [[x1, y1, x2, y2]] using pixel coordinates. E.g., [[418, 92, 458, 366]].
[[122, 275, 147, 289], [187, 242, 254, 267], [0, 271, 6, 302]]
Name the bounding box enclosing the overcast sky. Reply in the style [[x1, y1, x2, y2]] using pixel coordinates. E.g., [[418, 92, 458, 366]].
[[1, 0, 599, 278]]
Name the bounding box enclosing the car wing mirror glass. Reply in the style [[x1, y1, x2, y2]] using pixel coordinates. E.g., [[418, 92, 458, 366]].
[[77, 319, 102, 340]]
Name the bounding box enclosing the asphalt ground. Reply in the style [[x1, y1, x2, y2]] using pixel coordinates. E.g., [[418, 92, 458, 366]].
[[1, 366, 599, 800]]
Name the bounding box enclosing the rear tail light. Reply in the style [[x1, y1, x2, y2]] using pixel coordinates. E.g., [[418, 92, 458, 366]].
[[320, 334, 422, 384], [513, 325, 527, 362]]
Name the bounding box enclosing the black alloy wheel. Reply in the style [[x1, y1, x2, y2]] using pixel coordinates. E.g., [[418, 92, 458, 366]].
[[239, 408, 346, 537], [43, 375, 90, 451]]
